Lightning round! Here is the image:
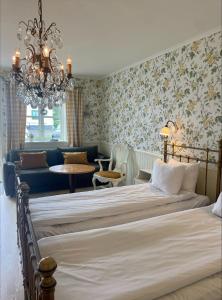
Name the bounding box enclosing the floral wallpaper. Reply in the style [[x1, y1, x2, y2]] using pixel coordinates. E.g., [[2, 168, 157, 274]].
[[96, 31, 222, 155]]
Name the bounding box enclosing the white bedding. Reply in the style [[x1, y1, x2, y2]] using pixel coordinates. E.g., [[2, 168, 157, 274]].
[[35, 195, 209, 239], [39, 206, 222, 300], [30, 183, 209, 239]]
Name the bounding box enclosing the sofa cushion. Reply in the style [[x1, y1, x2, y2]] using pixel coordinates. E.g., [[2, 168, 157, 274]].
[[46, 149, 60, 166], [58, 145, 98, 163], [63, 152, 89, 164], [20, 168, 51, 175], [20, 168, 69, 193], [20, 152, 48, 169]]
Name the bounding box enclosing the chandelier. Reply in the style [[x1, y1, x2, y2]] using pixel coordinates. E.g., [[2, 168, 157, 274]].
[[11, 0, 73, 114]]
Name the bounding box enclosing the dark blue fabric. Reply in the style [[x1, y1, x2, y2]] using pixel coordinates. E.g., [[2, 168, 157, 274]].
[[46, 149, 60, 166], [20, 168, 69, 193]]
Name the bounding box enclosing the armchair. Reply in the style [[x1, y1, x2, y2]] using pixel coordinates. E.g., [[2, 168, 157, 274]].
[[92, 144, 129, 189]]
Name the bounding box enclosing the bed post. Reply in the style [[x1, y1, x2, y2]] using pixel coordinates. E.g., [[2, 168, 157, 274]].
[[163, 139, 168, 163], [38, 256, 57, 300], [20, 182, 30, 207], [216, 139, 222, 198]]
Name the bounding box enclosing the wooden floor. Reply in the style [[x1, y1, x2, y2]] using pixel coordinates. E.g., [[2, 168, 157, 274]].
[[0, 186, 23, 300]]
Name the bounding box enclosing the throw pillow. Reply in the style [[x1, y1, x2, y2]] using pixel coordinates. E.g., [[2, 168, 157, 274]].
[[151, 159, 185, 194], [212, 192, 222, 218], [20, 152, 48, 169], [168, 159, 200, 192], [63, 152, 89, 164]]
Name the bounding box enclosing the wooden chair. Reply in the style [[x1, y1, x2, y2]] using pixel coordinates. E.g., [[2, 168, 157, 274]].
[[92, 144, 129, 189]]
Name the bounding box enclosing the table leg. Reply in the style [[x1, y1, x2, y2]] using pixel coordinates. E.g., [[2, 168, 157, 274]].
[[69, 174, 76, 193]]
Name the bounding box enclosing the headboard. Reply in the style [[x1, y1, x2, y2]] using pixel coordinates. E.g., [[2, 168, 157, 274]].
[[163, 139, 222, 200]]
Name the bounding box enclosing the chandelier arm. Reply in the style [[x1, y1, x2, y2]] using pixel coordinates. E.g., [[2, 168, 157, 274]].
[[27, 20, 35, 30], [18, 21, 29, 30], [48, 49, 58, 72], [26, 45, 36, 63], [42, 22, 57, 40], [33, 18, 39, 28]]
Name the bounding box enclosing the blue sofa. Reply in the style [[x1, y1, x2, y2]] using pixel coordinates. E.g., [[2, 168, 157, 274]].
[[3, 145, 104, 196]]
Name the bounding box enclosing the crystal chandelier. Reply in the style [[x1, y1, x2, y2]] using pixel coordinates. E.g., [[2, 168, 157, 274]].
[[11, 0, 73, 114]]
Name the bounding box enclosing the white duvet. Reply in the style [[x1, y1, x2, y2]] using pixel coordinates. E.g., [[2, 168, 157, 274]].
[[30, 183, 196, 227], [39, 206, 222, 300]]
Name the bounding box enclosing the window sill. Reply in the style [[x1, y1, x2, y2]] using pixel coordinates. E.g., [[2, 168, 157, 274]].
[[25, 141, 68, 150]]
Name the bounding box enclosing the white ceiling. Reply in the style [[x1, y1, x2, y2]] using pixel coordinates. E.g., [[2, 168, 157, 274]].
[[0, 0, 221, 78]]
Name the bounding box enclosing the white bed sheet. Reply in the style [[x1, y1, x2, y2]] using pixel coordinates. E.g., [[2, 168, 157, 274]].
[[30, 183, 209, 239], [35, 194, 209, 239], [158, 272, 222, 300], [39, 206, 222, 300]]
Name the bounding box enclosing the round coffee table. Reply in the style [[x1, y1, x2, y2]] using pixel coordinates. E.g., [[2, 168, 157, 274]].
[[49, 164, 95, 193]]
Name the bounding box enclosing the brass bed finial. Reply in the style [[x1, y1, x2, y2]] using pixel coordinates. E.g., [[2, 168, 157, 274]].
[[38, 256, 57, 300]]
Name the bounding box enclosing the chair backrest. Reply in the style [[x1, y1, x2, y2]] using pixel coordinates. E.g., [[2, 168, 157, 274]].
[[111, 144, 129, 173]]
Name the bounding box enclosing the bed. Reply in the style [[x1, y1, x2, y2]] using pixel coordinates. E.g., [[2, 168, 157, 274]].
[[16, 140, 222, 300], [38, 205, 222, 300], [17, 139, 222, 240], [30, 183, 209, 239]]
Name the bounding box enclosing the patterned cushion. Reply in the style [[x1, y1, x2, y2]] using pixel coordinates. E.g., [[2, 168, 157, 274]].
[[20, 152, 48, 169], [95, 171, 121, 179], [63, 152, 89, 164]]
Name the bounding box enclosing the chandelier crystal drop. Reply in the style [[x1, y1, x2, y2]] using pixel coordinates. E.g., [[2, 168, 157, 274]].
[[11, 0, 73, 114]]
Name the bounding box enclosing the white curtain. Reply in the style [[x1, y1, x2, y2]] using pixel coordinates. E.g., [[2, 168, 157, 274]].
[[6, 80, 26, 151], [0, 76, 8, 181], [0, 75, 26, 181]]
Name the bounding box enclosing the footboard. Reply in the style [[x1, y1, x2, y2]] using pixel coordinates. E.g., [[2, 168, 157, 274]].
[[16, 174, 57, 300]]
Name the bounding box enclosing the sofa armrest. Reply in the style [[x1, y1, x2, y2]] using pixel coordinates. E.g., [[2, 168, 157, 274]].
[[3, 162, 16, 197], [97, 152, 108, 160]]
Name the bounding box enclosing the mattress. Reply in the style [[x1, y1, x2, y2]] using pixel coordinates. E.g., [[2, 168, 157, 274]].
[[38, 206, 222, 300], [29, 183, 210, 239]]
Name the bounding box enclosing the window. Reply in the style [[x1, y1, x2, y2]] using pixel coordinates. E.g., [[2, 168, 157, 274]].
[[25, 105, 67, 142]]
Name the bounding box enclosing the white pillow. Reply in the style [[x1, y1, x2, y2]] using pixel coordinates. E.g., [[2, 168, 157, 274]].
[[212, 193, 222, 218], [151, 159, 185, 194], [168, 159, 200, 192]]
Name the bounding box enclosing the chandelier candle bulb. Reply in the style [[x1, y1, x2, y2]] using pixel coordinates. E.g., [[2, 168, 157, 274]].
[[43, 46, 50, 58], [61, 65, 65, 77], [12, 56, 16, 65], [15, 50, 21, 68], [15, 50, 20, 58], [67, 58, 72, 74]]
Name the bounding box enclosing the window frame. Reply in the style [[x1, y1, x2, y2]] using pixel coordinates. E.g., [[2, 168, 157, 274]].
[[25, 105, 67, 144]]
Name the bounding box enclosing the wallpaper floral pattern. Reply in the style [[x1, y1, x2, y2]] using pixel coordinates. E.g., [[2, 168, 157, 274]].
[[97, 31, 222, 155]]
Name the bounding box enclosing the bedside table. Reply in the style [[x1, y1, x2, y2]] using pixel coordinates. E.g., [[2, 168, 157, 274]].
[[134, 169, 152, 184]]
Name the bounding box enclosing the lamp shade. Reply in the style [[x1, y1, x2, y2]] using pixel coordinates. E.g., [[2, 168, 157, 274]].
[[160, 126, 170, 137]]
